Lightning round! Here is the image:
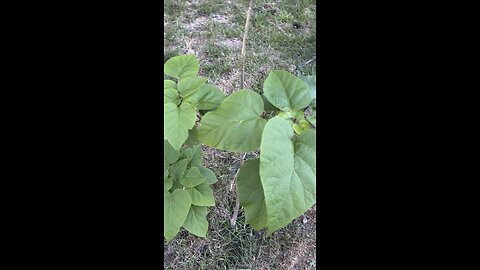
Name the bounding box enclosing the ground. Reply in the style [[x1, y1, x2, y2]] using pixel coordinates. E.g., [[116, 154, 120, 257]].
[[164, 0, 316, 269]]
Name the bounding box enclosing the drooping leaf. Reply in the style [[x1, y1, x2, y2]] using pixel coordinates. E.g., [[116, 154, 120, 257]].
[[180, 166, 206, 188], [259, 117, 316, 234], [164, 102, 197, 150], [198, 166, 217, 185], [164, 54, 199, 80], [164, 140, 180, 165], [184, 84, 225, 110], [186, 182, 215, 206], [164, 189, 192, 241], [263, 71, 313, 111], [198, 89, 267, 152], [178, 76, 207, 97], [237, 159, 267, 230], [182, 205, 208, 237]]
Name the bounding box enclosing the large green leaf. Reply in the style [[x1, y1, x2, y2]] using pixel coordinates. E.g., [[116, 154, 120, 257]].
[[263, 71, 313, 111], [259, 117, 316, 234], [237, 159, 267, 230], [164, 54, 199, 80], [184, 84, 225, 110], [186, 182, 215, 206], [182, 205, 208, 237], [164, 102, 197, 150], [180, 166, 206, 188], [164, 140, 180, 165], [164, 189, 192, 241], [198, 89, 267, 152], [178, 76, 207, 97]]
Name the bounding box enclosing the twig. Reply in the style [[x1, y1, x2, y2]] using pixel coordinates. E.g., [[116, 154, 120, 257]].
[[230, 153, 246, 226], [240, 0, 254, 89], [298, 56, 317, 67], [230, 0, 254, 227]]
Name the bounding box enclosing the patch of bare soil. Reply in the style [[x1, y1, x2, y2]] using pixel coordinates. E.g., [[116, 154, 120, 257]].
[[211, 14, 230, 23], [184, 16, 208, 31], [218, 38, 242, 49]]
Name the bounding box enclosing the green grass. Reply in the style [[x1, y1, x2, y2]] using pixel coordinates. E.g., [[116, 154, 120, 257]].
[[164, 0, 316, 91], [164, 0, 316, 268]]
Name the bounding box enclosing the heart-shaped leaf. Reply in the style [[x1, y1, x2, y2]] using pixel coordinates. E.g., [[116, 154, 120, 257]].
[[164, 102, 197, 150], [198, 89, 267, 152], [180, 166, 206, 188], [182, 205, 208, 237], [186, 182, 215, 206], [178, 76, 207, 97], [164, 189, 191, 241], [198, 166, 217, 185], [164, 140, 180, 165], [164, 54, 199, 80], [184, 84, 225, 110], [263, 71, 313, 111], [259, 117, 316, 234]]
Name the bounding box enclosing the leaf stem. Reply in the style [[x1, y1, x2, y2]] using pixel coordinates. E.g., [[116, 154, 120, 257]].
[[230, 153, 246, 226]]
